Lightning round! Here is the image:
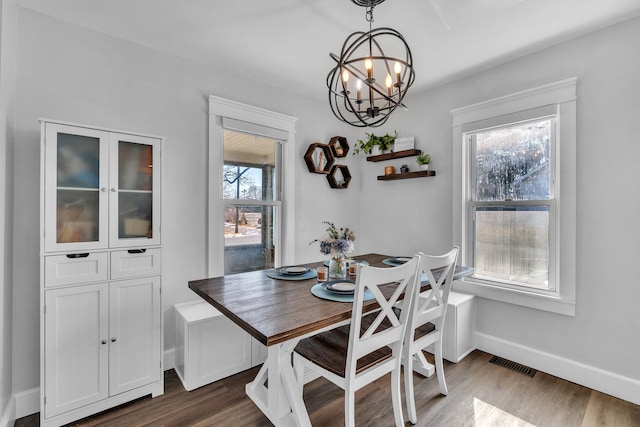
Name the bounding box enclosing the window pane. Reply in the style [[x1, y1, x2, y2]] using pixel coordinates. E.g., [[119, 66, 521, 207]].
[[223, 130, 276, 201], [473, 119, 551, 201], [223, 165, 267, 199], [57, 133, 100, 189], [56, 189, 99, 243], [224, 205, 275, 275], [118, 141, 153, 191], [473, 206, 549, 288], [118, 192, 152, 238]]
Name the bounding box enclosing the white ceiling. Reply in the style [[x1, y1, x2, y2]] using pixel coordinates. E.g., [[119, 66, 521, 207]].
[[17, 0, 640, 101]]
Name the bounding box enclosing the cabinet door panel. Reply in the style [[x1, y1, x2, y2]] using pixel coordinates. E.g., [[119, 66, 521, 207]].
[[109, 277, 161, 395], [109, 133, 161, 247], [44, 123, 109, 252], [44, 284, 108, 418]]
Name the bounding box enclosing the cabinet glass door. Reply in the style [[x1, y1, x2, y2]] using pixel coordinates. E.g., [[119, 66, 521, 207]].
[[109, 133, 161, 247], [44, 124, 109, 252]]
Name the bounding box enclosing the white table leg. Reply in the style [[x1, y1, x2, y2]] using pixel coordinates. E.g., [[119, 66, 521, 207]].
[[412, 350, 436, 377], [245, 341, 311, 427]]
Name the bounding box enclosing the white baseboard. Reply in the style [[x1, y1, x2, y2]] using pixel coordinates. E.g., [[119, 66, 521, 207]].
[[476, 332, 640, 405], [14, 387, 38, 419], [164, 347, 175, 371], [0, 396, 16, 427]]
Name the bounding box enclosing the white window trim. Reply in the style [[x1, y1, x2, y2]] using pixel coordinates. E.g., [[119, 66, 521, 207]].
[[208, 96, 297, 277], [451, 78, 577, 316]]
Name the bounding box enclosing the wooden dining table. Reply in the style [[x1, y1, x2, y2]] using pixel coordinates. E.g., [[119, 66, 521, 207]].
[[188, 253, 472, 427]]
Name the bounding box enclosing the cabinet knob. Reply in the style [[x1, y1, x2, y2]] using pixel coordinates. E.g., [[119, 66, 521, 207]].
[[101, 187, 107, 192], [110, 188, 117, 193], [101, 340, 107, 345], [111, 337, 117, 342]]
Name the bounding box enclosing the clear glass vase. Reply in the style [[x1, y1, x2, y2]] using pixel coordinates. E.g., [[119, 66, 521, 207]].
[[329, 257, 347, 279]]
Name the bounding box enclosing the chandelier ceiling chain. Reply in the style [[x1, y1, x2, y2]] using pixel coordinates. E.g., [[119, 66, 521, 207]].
[[365, 3, 374, 25], [328, 0, 415, 127]]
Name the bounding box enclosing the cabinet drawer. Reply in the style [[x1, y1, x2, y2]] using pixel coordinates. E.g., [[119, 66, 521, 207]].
[[111, 248, 161, 279], [45, 252, 109, 287]]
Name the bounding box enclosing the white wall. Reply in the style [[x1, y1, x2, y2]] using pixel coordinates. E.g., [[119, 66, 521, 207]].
[[373, 17, 640, 396], [0, 0, 17, 424], [12, 7, 361, 399]]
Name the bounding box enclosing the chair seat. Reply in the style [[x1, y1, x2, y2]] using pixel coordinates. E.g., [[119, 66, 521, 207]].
[[414, 322, 435, 340], [294, 312, 393, 378]]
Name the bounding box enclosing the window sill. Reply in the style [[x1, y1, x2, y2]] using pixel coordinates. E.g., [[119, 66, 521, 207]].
[[453, 278, 575, 316]]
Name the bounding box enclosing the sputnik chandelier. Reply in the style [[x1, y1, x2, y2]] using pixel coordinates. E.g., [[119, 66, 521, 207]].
[[328, 0, 415, 128]]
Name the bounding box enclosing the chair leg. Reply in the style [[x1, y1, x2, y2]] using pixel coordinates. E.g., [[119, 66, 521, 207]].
[[345, 389, 356, 427], [391, 366, 405, 427], [434, 339, 448, 395], [404, 349, 417, 424]]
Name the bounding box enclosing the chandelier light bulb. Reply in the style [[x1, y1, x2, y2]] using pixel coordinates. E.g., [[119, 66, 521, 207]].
[[365, 58, 373, 80], [342, 69, 350, 83], [394, 61, 402, 86]]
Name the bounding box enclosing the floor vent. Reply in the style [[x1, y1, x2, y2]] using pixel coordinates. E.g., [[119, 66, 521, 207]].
[[489, 356, 537, 378]]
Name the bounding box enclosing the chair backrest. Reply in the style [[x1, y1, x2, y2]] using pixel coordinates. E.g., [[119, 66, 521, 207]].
[[345, 256, 421, 375], [409, 247, 459, 332]]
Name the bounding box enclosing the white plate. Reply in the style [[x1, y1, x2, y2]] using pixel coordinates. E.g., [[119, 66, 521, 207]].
[[325, 280, 356, 294], [275, 266, 310, 275]]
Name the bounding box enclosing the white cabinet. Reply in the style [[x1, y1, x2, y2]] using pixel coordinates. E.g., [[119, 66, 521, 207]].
[[174, 301, 266, 391], [426, 291, 476, 363], [40, 120, 164, 427]]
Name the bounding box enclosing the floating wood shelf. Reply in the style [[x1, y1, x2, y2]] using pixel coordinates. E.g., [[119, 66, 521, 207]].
[[327, 164, 352, 189], [367, 149, 421, 162], [304, 142, 334, 174], [377, 170, 436, 181], [329, 136, 349, 158]]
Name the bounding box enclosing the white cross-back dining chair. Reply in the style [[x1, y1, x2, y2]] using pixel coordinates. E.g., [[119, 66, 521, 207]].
[[402, 246, 459, 424], [293, 256, 422, 427]]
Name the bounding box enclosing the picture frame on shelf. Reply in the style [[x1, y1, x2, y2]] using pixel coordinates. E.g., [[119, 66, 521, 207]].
[[394, 137, 414, 152]]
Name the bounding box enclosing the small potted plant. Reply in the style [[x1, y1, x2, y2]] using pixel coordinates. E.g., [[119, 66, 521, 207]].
[[377, 131, 396, 154], [353, 131, 397, 156], [416, 152, 431, 171], [353, 133, 377, 155], [335, 141, 344, 156]]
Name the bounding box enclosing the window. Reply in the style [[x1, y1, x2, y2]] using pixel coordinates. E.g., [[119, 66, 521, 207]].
[[451, 78, 577, 316], [468, 118, 555, 291], [208, 96, 297, 277], [223, 130, 280, 274]]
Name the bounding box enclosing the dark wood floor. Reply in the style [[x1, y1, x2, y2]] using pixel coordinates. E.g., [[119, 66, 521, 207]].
[[16, 350, 640, 426]]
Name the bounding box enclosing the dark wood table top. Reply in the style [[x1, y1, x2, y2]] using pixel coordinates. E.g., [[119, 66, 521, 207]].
[[188, 253, 472, 347]]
